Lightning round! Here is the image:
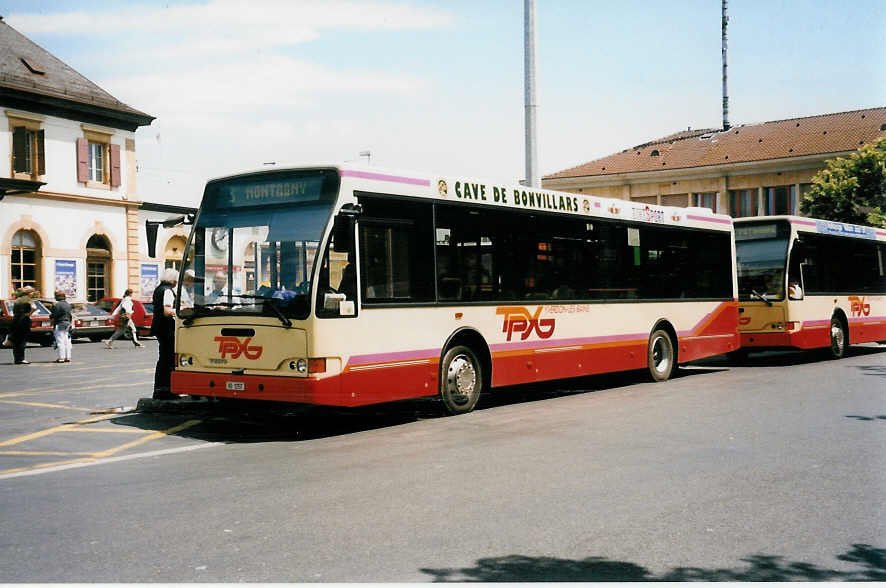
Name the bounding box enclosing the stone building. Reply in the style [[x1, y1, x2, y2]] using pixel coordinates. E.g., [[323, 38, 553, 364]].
[[543, 107, 886, 217], [0, 17, 194, 301]]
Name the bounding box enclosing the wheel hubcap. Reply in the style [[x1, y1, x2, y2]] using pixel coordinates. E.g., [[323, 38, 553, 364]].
[[447, 355, 477, 405], [652, 336, 670, 374], [831, 323, 844, 352]]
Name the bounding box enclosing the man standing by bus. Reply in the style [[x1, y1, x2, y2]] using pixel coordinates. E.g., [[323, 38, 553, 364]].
[[151, 268, 178, 400]]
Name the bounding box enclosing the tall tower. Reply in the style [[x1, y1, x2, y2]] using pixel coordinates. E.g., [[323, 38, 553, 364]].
[[722, 0, 731, 131], [524, 0, 539, 187]]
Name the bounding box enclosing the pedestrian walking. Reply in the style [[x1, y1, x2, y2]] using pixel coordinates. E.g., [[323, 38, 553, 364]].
[[151, 268, 178, 399], [104, 289, 143, 349], [49, 290, 73, 363], [10, 286, 35, 365]]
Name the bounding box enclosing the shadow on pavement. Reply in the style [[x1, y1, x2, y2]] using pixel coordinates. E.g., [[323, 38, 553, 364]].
[[857, 365, 886, 378], [420, 543, 886, 582], [701, 344, 886, 369], [108, 365, 725, 444]]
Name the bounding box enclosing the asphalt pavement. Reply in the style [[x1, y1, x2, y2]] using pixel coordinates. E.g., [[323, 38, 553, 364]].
[[0, 338, 884, 582]]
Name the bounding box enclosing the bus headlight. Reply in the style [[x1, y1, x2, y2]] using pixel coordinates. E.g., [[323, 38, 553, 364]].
[[179, 354, 194, 367], [295, 359, 308, 373]]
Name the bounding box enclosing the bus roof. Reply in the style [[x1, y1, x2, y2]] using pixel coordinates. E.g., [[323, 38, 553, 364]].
[[205, 162, 735, 232], [735, 215, 886, 242]]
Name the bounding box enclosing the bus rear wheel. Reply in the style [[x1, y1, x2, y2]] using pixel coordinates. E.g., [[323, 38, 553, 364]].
[[439, 345, 483, 415], [829, 317, 848, 359], [647, 329, 675, 382]]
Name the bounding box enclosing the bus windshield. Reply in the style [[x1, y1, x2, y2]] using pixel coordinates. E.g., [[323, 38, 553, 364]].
[[178, 169, 340, 321], [735, 221, 790, 302]]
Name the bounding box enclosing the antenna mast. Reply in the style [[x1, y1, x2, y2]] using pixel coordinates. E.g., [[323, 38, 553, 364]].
[[524, 0, 539, 187], [722, 0, 730, 131]]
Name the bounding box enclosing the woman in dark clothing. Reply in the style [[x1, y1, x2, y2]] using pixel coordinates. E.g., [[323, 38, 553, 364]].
[[11, 287, 35, 365]]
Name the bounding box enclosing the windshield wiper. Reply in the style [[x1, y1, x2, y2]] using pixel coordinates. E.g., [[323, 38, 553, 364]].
[[750, 290, 773, 306], [263, 299, 292, 328]]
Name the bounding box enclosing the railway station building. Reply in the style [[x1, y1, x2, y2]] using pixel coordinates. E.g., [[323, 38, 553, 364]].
[[542, 107, 886, 217]]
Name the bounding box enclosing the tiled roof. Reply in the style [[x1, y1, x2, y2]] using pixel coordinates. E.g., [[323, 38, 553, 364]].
[[545, 107, 886, 180], [0, 18, 152, 123]]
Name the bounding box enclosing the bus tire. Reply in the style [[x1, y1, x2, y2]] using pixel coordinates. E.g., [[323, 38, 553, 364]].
[[439, 345, 483, 415], [647, 329, 675, 382], [829, 316, 848, 359]]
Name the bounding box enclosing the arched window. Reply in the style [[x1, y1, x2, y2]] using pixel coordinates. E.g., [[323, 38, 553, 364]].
[[11, 229, 41, 292], [164, 236, 187, 271], [86, 234, 111, 302]]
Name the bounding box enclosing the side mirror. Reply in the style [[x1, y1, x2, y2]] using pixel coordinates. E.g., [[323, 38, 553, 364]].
[[332, 204, 362, 252], [146, 214, 194, 258]]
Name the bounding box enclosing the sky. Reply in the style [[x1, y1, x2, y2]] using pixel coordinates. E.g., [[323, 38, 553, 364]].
[[5, 0, 886, 207]]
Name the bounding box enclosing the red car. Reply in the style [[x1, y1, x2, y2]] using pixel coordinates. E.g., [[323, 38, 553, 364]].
[[96, 297, 154, 337], [1, 298, 53, 345]]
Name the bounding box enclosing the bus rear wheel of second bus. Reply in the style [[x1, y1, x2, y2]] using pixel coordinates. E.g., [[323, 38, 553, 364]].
[[439, 345, 483, 415], [647, 329, 676, 382]]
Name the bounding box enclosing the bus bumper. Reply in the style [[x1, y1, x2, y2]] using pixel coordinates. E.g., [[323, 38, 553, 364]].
[[171, 371, 351, 406], [740, 327, 828, 350]]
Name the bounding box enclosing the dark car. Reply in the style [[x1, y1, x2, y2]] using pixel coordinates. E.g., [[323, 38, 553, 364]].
[[1, 298, 53, 346], [96, 297, 154, 338]]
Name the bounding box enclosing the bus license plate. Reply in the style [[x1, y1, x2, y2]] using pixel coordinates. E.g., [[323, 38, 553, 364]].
[[226, 381, 245, 391]]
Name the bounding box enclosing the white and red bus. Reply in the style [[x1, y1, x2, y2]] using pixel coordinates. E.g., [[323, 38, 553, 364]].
[[169, 165, 738, 414], [735, 216, 886, 358]]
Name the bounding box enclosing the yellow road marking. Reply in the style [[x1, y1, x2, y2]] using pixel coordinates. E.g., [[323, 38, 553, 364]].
[[0, 419, 204, 474], [85, 419, 203, 458], [0, 457, 92, 476], [0, 414, 117, 447], [0, 380, 152, 398], [0, 399, 91, 411], [0, 450, 95, 456]]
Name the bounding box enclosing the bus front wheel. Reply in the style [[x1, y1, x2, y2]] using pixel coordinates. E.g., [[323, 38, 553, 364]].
[[647, 329, 675, 382], [829, 317, 848, 359], [439, 345, 483, 415]]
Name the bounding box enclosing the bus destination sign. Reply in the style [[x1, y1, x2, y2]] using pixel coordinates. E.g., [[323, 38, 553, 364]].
[[216, 175, 327, 209], [815, 220, 876, 240]]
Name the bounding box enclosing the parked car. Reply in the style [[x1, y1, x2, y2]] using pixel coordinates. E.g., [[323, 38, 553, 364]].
[[96, 297, 154, 338], [69, 303, 116, 342], [1, 298, 53, 346]]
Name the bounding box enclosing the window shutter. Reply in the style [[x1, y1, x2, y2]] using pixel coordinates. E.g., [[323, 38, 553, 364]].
[[110, 143, 121, 187], [76, 138, 88, 182], [12, 127, 26, 173], [37, 129, 45, 176]]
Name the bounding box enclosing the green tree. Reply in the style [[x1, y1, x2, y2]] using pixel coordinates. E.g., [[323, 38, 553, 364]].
[[800, 136, 886, 228]]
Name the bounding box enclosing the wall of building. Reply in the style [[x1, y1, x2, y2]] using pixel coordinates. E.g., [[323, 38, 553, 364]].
[[1, 108, 141, 301]]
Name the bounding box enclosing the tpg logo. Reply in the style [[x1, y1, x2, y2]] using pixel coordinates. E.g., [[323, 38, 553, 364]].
[[849, 296, 870, 317], [214, 336, 263, 360], [496, 306, 555, 341]]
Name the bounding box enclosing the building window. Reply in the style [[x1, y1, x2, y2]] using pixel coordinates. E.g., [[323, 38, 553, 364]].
[[11, 229, 41, 292], [764, 185, 797, 215], [729, 189, 757, 217], [86, 234, 111, 301], [88, 142, 104, 182], [77, 130, 121, 188], [694, 192, 717, 212], [11, 122, 45, 179], [164, 236, 187, 270]]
